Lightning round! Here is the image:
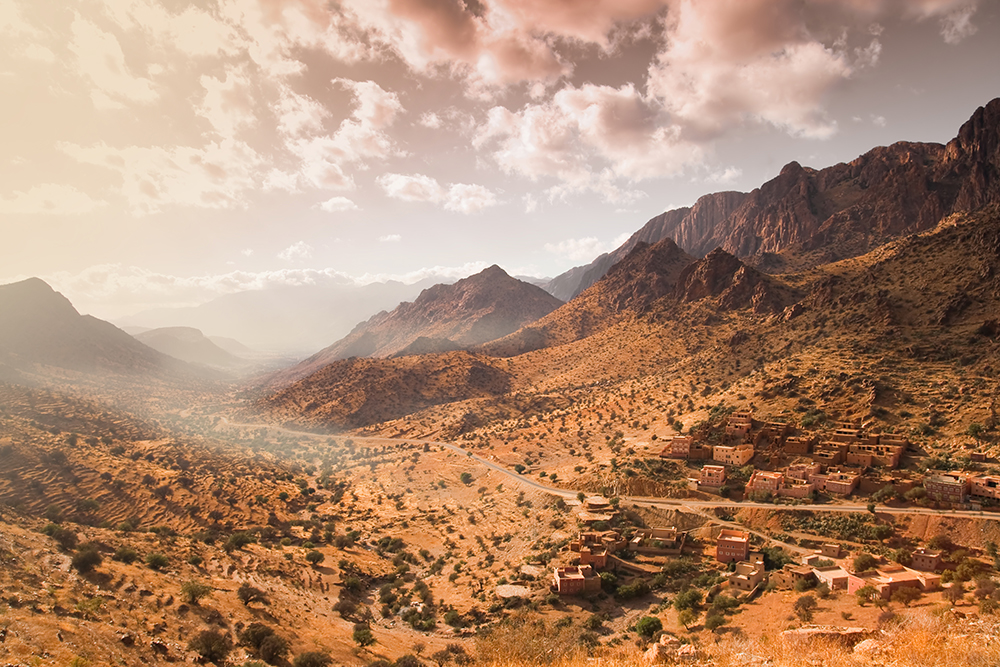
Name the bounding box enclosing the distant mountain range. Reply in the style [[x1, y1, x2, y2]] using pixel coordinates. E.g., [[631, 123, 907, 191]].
[[270, 265, 562, 386], [544, 98, 1000, 300], [0, 278, 193, 380], [117, 278, 438, 356], [133, 327, 246, 370]]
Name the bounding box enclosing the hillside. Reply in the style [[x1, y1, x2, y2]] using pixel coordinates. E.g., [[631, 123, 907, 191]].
[[545, 97, 1000, 297], [271, 265, 562, 386], [0, 278, 191, 379], [135, 327, 246, 369]]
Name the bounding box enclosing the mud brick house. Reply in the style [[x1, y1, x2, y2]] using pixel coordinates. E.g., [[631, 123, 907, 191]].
[[761, 421, 790, 443], [771, 563, 815, 589], [716, 528, 750, 563], [846, 442, 904, 468], [812, 565, 850, 590], [659, 436, 712, 460], [970, 475, 1000, 500], [747, 470, 784, 494], [786, 462, 822, 480], [911, 548, 943, 572], [628, 527, 686, 555], [847, 565, 940, 599], [553, 565, 601, 595], [784, 435, 816, 455], [924, 473, 970, 504], [808, 469, 861, 495], [700, 464, 726, 487], [729, 557, 766, 592], [832, 428, 867, 444], [713, 443, 754, 466], [813, 441, 847, 465]]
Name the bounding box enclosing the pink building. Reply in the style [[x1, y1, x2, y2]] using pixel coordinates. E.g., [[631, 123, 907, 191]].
[[716, 529, 750, 564], [747, 471, 784, 494]]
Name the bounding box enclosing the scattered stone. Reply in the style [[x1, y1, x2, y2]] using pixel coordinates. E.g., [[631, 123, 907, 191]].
[[119, 633, 135, 647], [782, 625, 873, 647]]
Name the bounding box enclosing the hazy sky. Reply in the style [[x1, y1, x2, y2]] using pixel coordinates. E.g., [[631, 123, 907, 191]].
[[3, 0, 999, 318]]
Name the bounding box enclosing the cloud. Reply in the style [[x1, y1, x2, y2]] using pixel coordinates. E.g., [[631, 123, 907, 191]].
[[378, 234, 401, 242], [543, 232, 632, 262], [0, 184, 108, 215], [940, 4, 977, 43], [316, 196, 359, 212], [378, 172, 499, 213], [241, 248, 254, 256], [277, 241, 313, 261], [706, 167, 743, 184], [418, 111, 442, 128], [68, 15, 158, 109]]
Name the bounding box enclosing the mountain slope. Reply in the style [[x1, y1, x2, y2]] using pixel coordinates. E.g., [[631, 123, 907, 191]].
[[271, 265, 562, 386], [483, 238, 696, 357], [544, 97, 1000, 295], [134, 326, 245, 369], [0, 278, 188, 377]]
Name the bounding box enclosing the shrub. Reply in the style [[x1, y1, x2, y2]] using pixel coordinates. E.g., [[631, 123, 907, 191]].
[[188, 629, 233, 663], [353, 623, 375, 647], [794, 594, 817, 621], [71, 546, 103, 574], [305, 550, 324, 566], [673, 588, 703, 611], [853, 553, 878, 573], [635, 615, 662, 639], [226, 532, 257, 551], [146, 552, 169, 570], [238, 583, 268, 606], [181, 580, 213, 605], [294, 651, 333, 667], [704, 613, 726, 631], [48, 526, 78, 551], [113, 546, 139, 563]]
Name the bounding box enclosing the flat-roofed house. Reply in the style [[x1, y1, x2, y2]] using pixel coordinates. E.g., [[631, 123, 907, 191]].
[[716, 529, 750, 563], [553, 565, 601, 595]]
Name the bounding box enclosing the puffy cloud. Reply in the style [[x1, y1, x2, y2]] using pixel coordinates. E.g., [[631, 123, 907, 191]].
[[197, 66, 257, 140], [544, 231, 631, 261], [378, 173, 499, 213], [0, 184, 108, 215], [316, 196, 359, 212], [68, 15, 158, 109], [277, 241, 313, 261], [378, 233, 402, 242], [418, 111, 442, 128], [940, 4, 977, 43]]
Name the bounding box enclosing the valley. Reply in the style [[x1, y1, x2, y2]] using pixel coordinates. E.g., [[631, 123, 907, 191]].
[[3, 99, 1000, 667]]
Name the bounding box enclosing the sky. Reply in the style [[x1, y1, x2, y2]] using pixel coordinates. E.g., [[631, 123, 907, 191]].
[[2, 0, 1000, 319]]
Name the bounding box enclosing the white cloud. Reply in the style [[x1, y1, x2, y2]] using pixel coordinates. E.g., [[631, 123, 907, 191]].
[[940, 4, 977, 43], [378, 234, 401, 242], [241, 248, 254, 257], [0, 184, 107, 215], [706, 167, 743, 184], [378, 173, 499, 213], [277, 241, 313, 261], [68, 15, 158, 109], [544, 237, 609, 262], [418, 111, 442, 128], [316, 196, 359, 212]]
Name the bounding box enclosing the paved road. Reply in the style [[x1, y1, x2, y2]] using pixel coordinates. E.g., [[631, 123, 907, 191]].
[[217, 418, 998, 521]]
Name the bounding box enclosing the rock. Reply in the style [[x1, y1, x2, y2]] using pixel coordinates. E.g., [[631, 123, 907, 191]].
[[643, 642, 671, 664], [782, 625, 873, 647], [119, 633, 134, 647], [676, 644, 698, 662], [150, 639, 169, 655], [852, 638, 880, 655]]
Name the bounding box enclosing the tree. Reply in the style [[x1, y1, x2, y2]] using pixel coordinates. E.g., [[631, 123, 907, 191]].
[[460, 472, 473, 485], [113, 546, 139, 564], [293, 651, 332, 667], [852, 553, 878, 573], [890, 587, 921, 607], [71, 546, 103, 574], [704, 613, 726, 631], [673, 588, 702, 611], [305, 550, 324, 566], [856, 584, 878, 606], [352, 623, 375, 648], [48, 525, 78, 551], [181, 580, 213, 605], [188, 630, 233, 664], [238, 583, 268, 606], [635, 615, 662, 639], [944, 583, 966, 606], [794, 594, 817, 622], [677, 608, 697, 630]]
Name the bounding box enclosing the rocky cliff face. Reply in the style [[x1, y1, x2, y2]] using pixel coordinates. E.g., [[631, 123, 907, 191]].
[[270, 265, 563, 386], [545, 98, 1000, 291]]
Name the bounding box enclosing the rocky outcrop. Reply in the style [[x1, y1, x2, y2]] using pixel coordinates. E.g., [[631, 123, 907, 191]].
[[674, 248, 782, 314]]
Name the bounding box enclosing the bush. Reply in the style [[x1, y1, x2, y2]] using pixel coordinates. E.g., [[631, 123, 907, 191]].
[[635, 615, 662, 639], [188, 629, 233, 663], [852, 553, 878, 573], [353, 623, 375, 647], [146, 552, 169, 570], [794, 594, 817, 621], [294, 651, 333, 667], [673, 588, 703, 611], [305, 550, 324, 566], [113, 546, 139, 564], [71, 546, 102, 574], [181, 580, 213, 605], [48, 526, 78, 551], [238, 583, 268, 606], [226, 532, 257, 551], [704, 613, 725, 631], [259, 635, 290, 664]]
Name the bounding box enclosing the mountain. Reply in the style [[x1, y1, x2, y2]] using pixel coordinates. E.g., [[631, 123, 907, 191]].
[[483, 238, 695, 357], [545, 97, 1000, 297], [270, 265, 563, 386], [117, 278, 437, 356], [134, 327, 245, 369], [0, 278, 188, 377]]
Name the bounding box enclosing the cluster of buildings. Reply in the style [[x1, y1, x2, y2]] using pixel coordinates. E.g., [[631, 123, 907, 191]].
[[552, 526, 687, 595], [660, 411, 996, 507]]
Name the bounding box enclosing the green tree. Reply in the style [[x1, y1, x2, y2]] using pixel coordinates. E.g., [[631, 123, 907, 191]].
[[305, 550, 324, 566], [113, 546, 139, 563], [852, 553, 878, 573], [238, 583, 268, 606], [460, 472, 473, 485], [181, 580, 213, 605], [794, 594, 817, 622], [635, 615, 662, 639], [146, 552, 169, 570], [673, 588, 702, 611], [855, 584, 878, 606], [677, 608, 697, 630], [890, 587, 921, 607], [188, 630, 233, 664], [293, 652, 332, 667], [352, 623, 375, 648], [944, 583, 966, 606], [704, 613, 726, 631], [71, 546, 102, 574]]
